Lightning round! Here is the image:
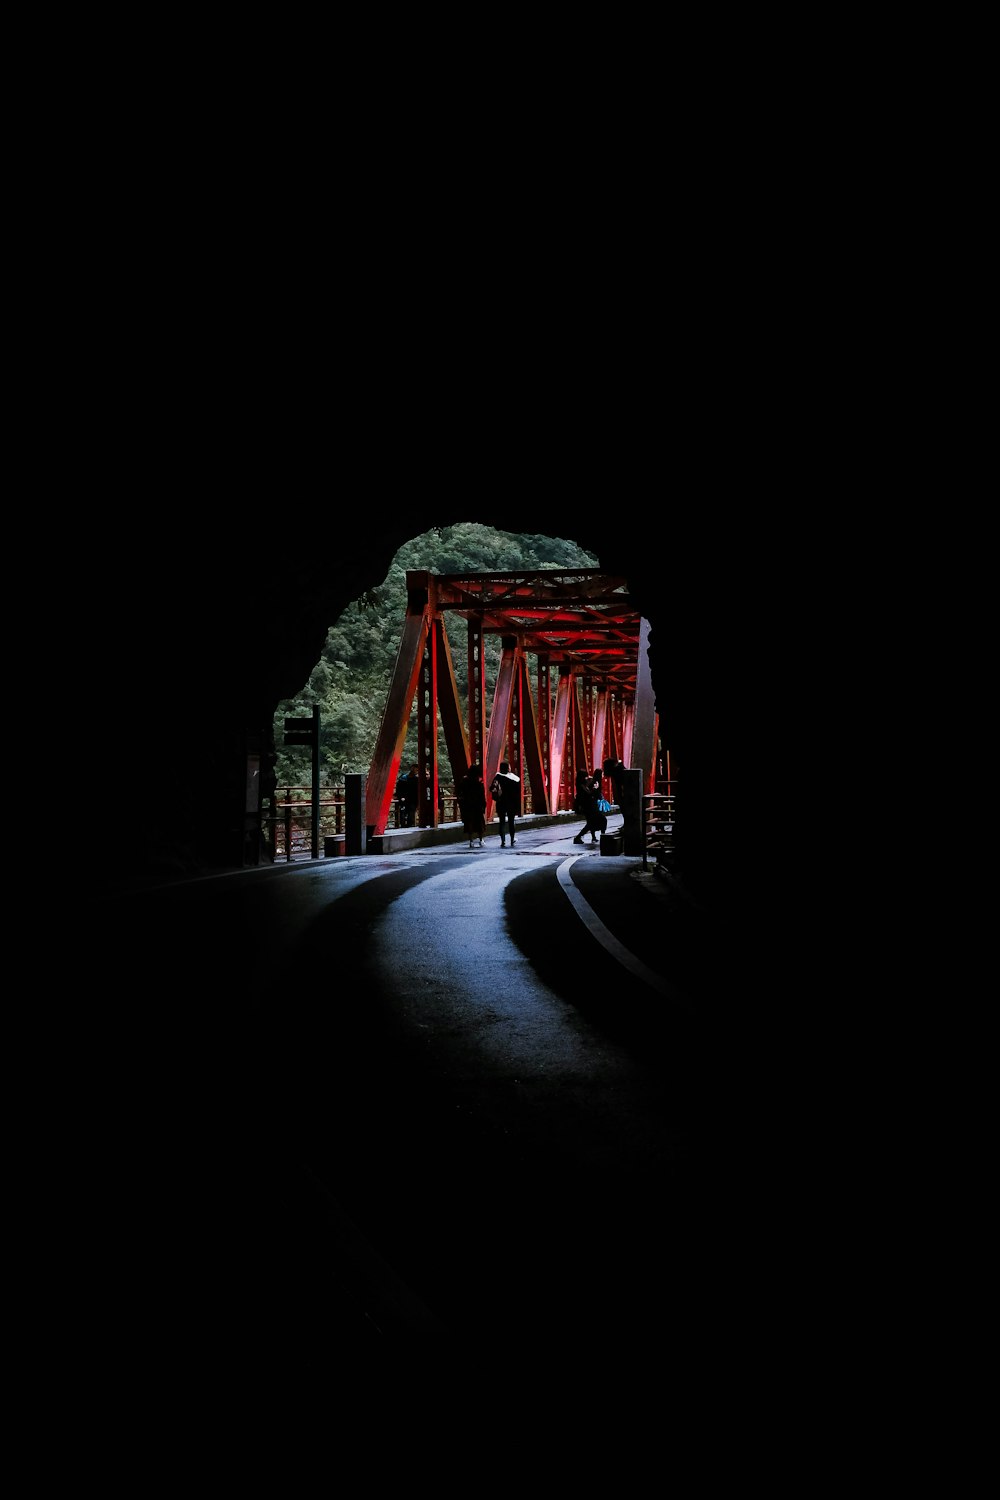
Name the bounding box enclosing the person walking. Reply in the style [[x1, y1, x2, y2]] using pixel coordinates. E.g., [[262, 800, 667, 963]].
[[397, 763, 420, 827], [458, 763, 487, 848], [572, 766, 607, 845], [490, 760, 521, 847]]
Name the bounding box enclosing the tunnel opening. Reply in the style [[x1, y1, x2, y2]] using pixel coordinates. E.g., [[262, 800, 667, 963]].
[[264, 525, 670, 862]]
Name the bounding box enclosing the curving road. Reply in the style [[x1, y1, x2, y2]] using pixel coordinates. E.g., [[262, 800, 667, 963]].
[[91, 814, 742, 1349]]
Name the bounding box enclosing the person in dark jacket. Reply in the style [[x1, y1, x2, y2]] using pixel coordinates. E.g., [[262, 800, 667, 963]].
[[602, 755, 626, 807], [490, 760, 521, 847], [573, 767, 607, 845], [397, 763, 420, 827], [458, 763, 487, 848]]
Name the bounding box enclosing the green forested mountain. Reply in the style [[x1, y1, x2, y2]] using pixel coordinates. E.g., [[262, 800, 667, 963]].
[[274, 525, 598, 786]]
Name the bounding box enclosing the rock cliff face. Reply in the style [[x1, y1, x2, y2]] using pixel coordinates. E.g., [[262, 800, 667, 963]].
[[85, 511, 742, 915]]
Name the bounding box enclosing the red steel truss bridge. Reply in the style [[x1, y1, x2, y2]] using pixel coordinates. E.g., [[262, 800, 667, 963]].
[[365, 568, 660, 836]]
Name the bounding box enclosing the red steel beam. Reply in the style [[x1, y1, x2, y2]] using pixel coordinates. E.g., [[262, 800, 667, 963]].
[[484, 636, 518, 815], [366, 569, 655, 835], [366, 605, 431, 835]]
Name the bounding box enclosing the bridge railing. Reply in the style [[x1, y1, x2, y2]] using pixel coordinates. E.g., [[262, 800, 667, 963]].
[[642, 780, 676, 866], [268, 784, 467, 860], [267, 782, 556, 859]]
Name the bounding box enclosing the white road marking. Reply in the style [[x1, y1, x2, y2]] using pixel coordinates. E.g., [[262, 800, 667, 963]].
[[556, 856, 694, 1008]]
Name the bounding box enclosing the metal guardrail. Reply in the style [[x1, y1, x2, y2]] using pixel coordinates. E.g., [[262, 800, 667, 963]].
[[268, 786, 467, 861], [267, 780, 673, 863], [643, 783, 676, 867]]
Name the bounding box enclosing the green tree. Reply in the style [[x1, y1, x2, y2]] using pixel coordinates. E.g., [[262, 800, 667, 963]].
[[273, 526, 597, 786]]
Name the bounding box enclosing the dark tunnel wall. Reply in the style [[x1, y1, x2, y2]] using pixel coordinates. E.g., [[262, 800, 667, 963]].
[[81, 509, 747, 918]]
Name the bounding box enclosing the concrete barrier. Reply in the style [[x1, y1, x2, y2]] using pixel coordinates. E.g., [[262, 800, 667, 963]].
[[367, 811, 582, 855]]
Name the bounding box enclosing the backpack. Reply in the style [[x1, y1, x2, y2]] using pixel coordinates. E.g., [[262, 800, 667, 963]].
[[492, 773, 520, 811]]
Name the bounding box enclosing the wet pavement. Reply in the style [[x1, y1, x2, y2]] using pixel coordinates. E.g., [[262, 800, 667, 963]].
[[76, 812, 765, 1355]]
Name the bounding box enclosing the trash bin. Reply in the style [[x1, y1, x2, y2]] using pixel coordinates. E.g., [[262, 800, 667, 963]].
[[324, 834, 347, 856]]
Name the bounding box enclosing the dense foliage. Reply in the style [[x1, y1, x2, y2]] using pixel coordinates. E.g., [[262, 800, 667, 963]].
[[274, 525, 597, 788]]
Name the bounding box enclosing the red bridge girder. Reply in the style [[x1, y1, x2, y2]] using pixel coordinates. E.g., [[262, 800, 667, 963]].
[[365, 568, 658, 836]]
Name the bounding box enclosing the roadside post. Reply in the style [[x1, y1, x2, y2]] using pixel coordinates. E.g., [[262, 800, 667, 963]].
[[345, 772, 366, 856]]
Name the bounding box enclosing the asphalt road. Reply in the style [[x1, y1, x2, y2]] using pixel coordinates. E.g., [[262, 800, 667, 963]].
[[80, 814, 754, 1354]]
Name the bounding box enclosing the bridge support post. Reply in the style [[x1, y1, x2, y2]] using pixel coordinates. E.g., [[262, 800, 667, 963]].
[[345, 773, 366, 855], [622, 767, 645, 857]]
